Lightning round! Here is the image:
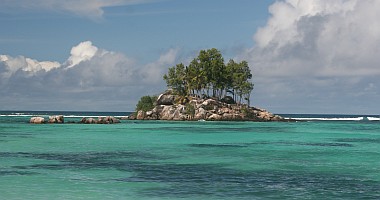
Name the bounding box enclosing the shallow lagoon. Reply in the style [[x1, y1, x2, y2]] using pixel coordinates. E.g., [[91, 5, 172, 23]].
[[1, 113, 380, 199]]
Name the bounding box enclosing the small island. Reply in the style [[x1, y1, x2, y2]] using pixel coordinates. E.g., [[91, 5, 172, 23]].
[[132, 48, 289, 122]]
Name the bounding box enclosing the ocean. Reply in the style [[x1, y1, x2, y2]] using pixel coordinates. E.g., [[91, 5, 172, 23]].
[[0, 111, 379, 199]]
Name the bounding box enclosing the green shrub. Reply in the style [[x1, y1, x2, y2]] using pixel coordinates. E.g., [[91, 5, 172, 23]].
[[136, 95, 156, 112]]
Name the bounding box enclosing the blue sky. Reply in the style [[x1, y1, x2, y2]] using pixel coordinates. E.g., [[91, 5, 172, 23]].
[[1, 0, 273, 63], [1, 0, 380, 114]]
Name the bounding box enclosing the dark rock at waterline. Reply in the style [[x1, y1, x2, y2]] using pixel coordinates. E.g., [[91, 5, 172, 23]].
[[48, 115, 64, 123], [97, 116, 120, 124], [81, 117, 97, 124], [80, 116, 121, 124], [30, 115, 123, 124]]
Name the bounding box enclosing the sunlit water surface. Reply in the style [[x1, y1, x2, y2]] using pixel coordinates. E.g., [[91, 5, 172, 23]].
[[0, 113, 379, 199]]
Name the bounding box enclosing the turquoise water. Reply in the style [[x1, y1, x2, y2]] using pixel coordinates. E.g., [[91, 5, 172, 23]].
[[1, 113, 380, 199]]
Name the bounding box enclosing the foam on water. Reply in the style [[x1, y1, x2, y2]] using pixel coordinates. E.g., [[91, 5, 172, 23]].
[[281, 114, 380, 121], [289, 117, 365, 121], [0, 111, 130, 119], [367, 117, 380, 121]]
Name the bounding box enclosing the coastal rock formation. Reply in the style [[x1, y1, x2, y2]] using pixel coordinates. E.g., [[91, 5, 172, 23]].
[[29, 115, 123, 124], [136, 110, 145, 120], [134, 93, 289, 122], [81, 117, 97, 124], [48, 115, 64, 123], [30, 117, 45, 124], [156, 93, 176, 105], [98, 116, 120, 124], [80, 116, 121, 124]]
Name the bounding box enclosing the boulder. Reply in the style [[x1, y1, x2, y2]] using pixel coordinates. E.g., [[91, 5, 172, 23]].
[[146, 111, 153, 117], [147, 106, 160, 120], [208, 113, 222, 121], [97, 116, 121, 124], [172, 105, 187, 120], [30, 117, 45, 124], [136, 110, 145, 120], [97, 117, 108, 124], [178, 105, 186, 114], [160, 105, 176, 120], [81, 117, 97, 124], [110, 116, 121, 123], [258, 111, 273, 121], [218, 107, 230, 115], [80, 117, 87, 123], [202, 99, 217, 106], [80, 116, 120, 124], [272, 115, 283, 121], [157, 94, 176, 105], [87, 118, 97, 124], [194, 107, 207, 120], [222, 113, 234, 120], [48, 115, 64, 123], [128, 114, 136, 120]]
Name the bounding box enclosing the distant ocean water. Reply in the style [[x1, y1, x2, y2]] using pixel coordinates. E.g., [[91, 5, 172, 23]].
[[0, 111, 379, 199]]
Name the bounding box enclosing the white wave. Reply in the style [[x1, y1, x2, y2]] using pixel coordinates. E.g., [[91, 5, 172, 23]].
[[290, 117, 365, 121], [64, 115, 128, 118], [64, 115, 96, 118], [0, 114, 128, 118], [367, 117, 380, 121], [0, 114, 35, 117]]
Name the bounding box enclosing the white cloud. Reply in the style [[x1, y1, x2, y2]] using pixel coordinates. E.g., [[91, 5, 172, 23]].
[[1, 0, 156, 19], [61, 42, 177, 87], [0, 41, 178, 111], [239, 0, 380, 114], [0, 54, 60, 78], [247, 0, 380, 78], [65, 41, 98, 68], [142, 48, 179, 83]]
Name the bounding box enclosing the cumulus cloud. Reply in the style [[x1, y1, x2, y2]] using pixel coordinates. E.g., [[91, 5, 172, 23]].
[[1, 0, 155, 19], [247, 0, 380, 77], [65, 41, 98, 68], [0, 41, 177, 111], [0, 54, 60, 78], [239, 0, 380, 114]]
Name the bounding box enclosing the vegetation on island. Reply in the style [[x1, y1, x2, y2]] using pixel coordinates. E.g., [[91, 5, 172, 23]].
[[163, 48, 254, 105], [133, 48, 287, 122], [135, 95, 156, 112], [135, 48, 254, 113]]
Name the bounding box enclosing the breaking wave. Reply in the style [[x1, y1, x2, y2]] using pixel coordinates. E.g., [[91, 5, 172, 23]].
[[282, 114, 380, 121]]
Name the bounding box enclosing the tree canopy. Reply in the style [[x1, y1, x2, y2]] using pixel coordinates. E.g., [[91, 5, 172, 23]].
[[135, 95, 156, 112], [163, 48, 254, 105]]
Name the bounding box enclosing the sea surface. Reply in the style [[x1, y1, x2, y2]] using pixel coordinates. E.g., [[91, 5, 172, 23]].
[[0, 111, 379, 199]]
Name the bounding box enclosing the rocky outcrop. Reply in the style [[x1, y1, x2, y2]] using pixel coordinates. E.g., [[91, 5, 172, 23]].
[[80, 116, 121, 124], [48, 115, 64, 123], [136, 110, 145, 120], [81, 117, 97, 124], [134, 93, 290, 122], [97, 116, 120, 124], [30, 115, 122, 124], [30, 117, 45, 124], [156, 94, 176, 105]]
